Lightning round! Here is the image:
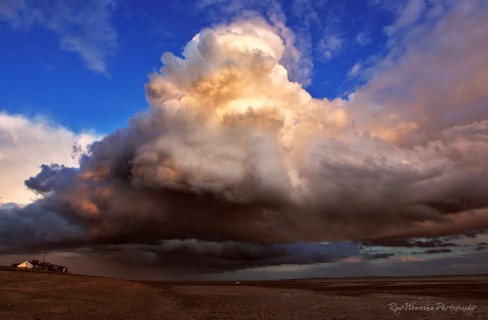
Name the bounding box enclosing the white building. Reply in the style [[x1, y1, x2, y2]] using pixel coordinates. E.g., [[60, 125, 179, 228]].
[[16, 261, 36, 269]]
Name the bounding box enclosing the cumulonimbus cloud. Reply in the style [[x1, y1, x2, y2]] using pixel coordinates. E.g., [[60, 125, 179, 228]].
[[1, 2, 488, 271]]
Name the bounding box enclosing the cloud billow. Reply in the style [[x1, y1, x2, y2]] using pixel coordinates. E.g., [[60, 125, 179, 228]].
[[2, 3, 488, 271]]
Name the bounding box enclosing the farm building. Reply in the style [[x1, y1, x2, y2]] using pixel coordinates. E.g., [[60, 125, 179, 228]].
[[16, 261, 37, 269], [15, 260, 68, 273]]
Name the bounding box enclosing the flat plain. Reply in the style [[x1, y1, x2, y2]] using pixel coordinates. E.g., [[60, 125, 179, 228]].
[[1, 268, 487, 319]]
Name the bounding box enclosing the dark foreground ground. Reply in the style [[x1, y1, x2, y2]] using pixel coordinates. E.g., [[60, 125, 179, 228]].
[[0, 269, 487, 320]]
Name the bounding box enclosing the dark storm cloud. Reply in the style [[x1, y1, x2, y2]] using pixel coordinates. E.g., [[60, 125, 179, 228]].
[[360, 238, 459, 248], [423, 249, 453, 254], [475, 243, 488, 252], [61, 241, 359, 273], [0, 203, 84, 253], [1, 1, 488, 273], [363, 253, 395, 261], [24, 164, 75, 194]]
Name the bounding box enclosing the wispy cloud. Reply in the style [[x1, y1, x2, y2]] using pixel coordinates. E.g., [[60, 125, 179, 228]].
[[384, 0, 426, 36], [348, 62, 361, 77], [350, 1, 488, 146], [355, 32, 370, 45], [317, 33, 343, 61], [0, 0, 24, 17], [0, 0, 117, 76]]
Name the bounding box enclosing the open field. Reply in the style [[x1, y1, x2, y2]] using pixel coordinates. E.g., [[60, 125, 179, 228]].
[[1, 268, 487, 319]]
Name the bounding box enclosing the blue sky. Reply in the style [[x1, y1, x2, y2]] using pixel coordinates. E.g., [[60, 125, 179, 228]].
[[1, 0, 488, 279], [0, 0, 394, 133]]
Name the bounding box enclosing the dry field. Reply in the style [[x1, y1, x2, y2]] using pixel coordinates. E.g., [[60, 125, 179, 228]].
[[1, 268, 487, 319]]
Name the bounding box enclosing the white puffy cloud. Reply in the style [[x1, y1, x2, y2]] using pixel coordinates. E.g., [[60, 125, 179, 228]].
[[0, 112, 98, 204], [195, 0, 313, 85]]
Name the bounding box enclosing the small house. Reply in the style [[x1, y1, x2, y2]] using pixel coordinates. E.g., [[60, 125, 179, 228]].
[[16, 261, 37, 269], [15, 260, 68, 273]]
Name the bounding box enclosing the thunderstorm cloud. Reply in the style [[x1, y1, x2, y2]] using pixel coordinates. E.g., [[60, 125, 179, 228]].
[[1, 1, 488, 272]]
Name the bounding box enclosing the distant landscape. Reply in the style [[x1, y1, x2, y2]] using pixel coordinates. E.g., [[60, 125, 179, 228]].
[[1, 268, 486, 319]]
